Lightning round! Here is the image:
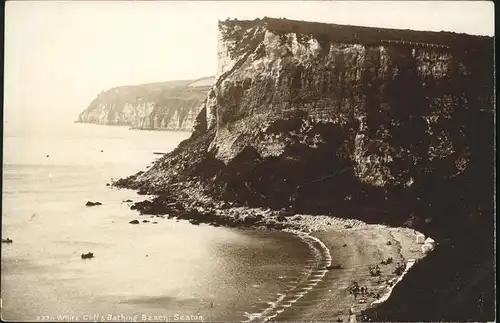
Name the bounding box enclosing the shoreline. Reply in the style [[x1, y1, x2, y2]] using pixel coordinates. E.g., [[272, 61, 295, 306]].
[[74, 121, 193, 132], [119, 187, 430, 321], [242, 232, 333, 322], [303, 226, 424, 322]]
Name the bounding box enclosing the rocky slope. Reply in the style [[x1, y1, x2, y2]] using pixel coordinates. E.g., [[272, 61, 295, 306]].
[[115, 18, 494, 321], [77, 76, 214, 131]]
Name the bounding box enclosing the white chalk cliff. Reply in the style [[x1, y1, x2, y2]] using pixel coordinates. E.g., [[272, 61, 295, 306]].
[[77, 76, 215, 131]]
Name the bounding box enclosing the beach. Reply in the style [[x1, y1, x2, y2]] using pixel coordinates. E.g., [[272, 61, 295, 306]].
[[277, 225, 424, 321]]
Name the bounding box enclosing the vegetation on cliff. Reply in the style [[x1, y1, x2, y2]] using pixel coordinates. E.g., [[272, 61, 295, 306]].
[[221, 17, 492, 50]]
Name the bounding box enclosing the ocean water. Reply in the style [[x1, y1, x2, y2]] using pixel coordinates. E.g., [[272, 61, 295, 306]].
[[1, 122, 317, 322]]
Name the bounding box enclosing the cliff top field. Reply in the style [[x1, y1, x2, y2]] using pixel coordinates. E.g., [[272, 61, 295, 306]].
[[220, 17, 492, 48], [86, 76, 215, 107]]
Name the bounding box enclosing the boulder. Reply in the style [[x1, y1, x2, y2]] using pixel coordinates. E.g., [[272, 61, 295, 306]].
[[81, 252, 94, 259], [421, 243, 435, 255], [85, 201, 102, 206]]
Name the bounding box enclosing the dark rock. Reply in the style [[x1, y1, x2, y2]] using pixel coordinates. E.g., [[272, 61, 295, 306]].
[[86, 201, 102, 206], [123, 199, 133, 203], [254, 214, 264, 221], [106, 183, 110, 186], [369, 265, 382, 277], [81, 252, 94, 259], [381, 257, 394, 265], [131, 199, 168, 215], [277, 215, 287, 222], [168, 202, 185, 211], [129, 220, 140, 224], [152, 221, 158, 224], [277, 208, 294, 217], [189, 219, 202, 225], [142, 220, 150, 223]]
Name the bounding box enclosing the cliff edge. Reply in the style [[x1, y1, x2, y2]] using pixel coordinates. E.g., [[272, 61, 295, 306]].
[[77, 76, 215, 131], [116, 18, 494, 321]]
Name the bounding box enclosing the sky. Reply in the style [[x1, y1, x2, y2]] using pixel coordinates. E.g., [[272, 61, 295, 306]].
[[3, 1, 495, 126]]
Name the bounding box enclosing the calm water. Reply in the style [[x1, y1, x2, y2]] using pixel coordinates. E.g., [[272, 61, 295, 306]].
[[1, 122, 314, 322]]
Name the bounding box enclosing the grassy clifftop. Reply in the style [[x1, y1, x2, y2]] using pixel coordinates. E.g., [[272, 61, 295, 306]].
[[220, 17, 492, 49]]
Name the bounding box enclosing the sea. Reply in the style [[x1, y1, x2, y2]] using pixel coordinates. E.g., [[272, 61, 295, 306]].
[[1, 121, 323, 322]]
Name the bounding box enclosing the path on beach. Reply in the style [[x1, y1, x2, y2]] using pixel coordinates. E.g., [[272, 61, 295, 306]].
[[274, 225, 424, 322]]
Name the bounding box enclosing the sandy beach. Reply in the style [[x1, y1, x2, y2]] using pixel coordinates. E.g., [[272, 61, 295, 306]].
[[276, 225, 424, 321]]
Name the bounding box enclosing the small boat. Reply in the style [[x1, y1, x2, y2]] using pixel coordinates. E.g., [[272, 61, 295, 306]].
[[81, 252, 94, 259], [326, 264, 342, 270], [153, 152, 167, 155], [1, 238, 13, 244]]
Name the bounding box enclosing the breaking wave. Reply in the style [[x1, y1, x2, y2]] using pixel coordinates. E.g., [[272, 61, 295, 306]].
[[243, 232, 331, 322]]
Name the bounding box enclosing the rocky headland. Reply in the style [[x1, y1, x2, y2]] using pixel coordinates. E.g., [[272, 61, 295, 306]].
[[114, 18, 494, 321], [77, 76, 214, 131]]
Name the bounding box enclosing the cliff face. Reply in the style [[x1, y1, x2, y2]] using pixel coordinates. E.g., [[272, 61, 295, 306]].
[[131, 18, 493, 224], [182, 20, 492, 220], [210, 19, 492, 184], [77, 76, 214, 131], [119, 18, 494, 320]]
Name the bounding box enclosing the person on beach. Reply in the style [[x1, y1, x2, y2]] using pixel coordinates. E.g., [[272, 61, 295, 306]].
[[349, 281, 360, 300], [348, 307, 357, 322]]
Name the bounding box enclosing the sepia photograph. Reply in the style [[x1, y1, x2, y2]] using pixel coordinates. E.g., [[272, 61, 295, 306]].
[[1, 1, 495, 322]]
